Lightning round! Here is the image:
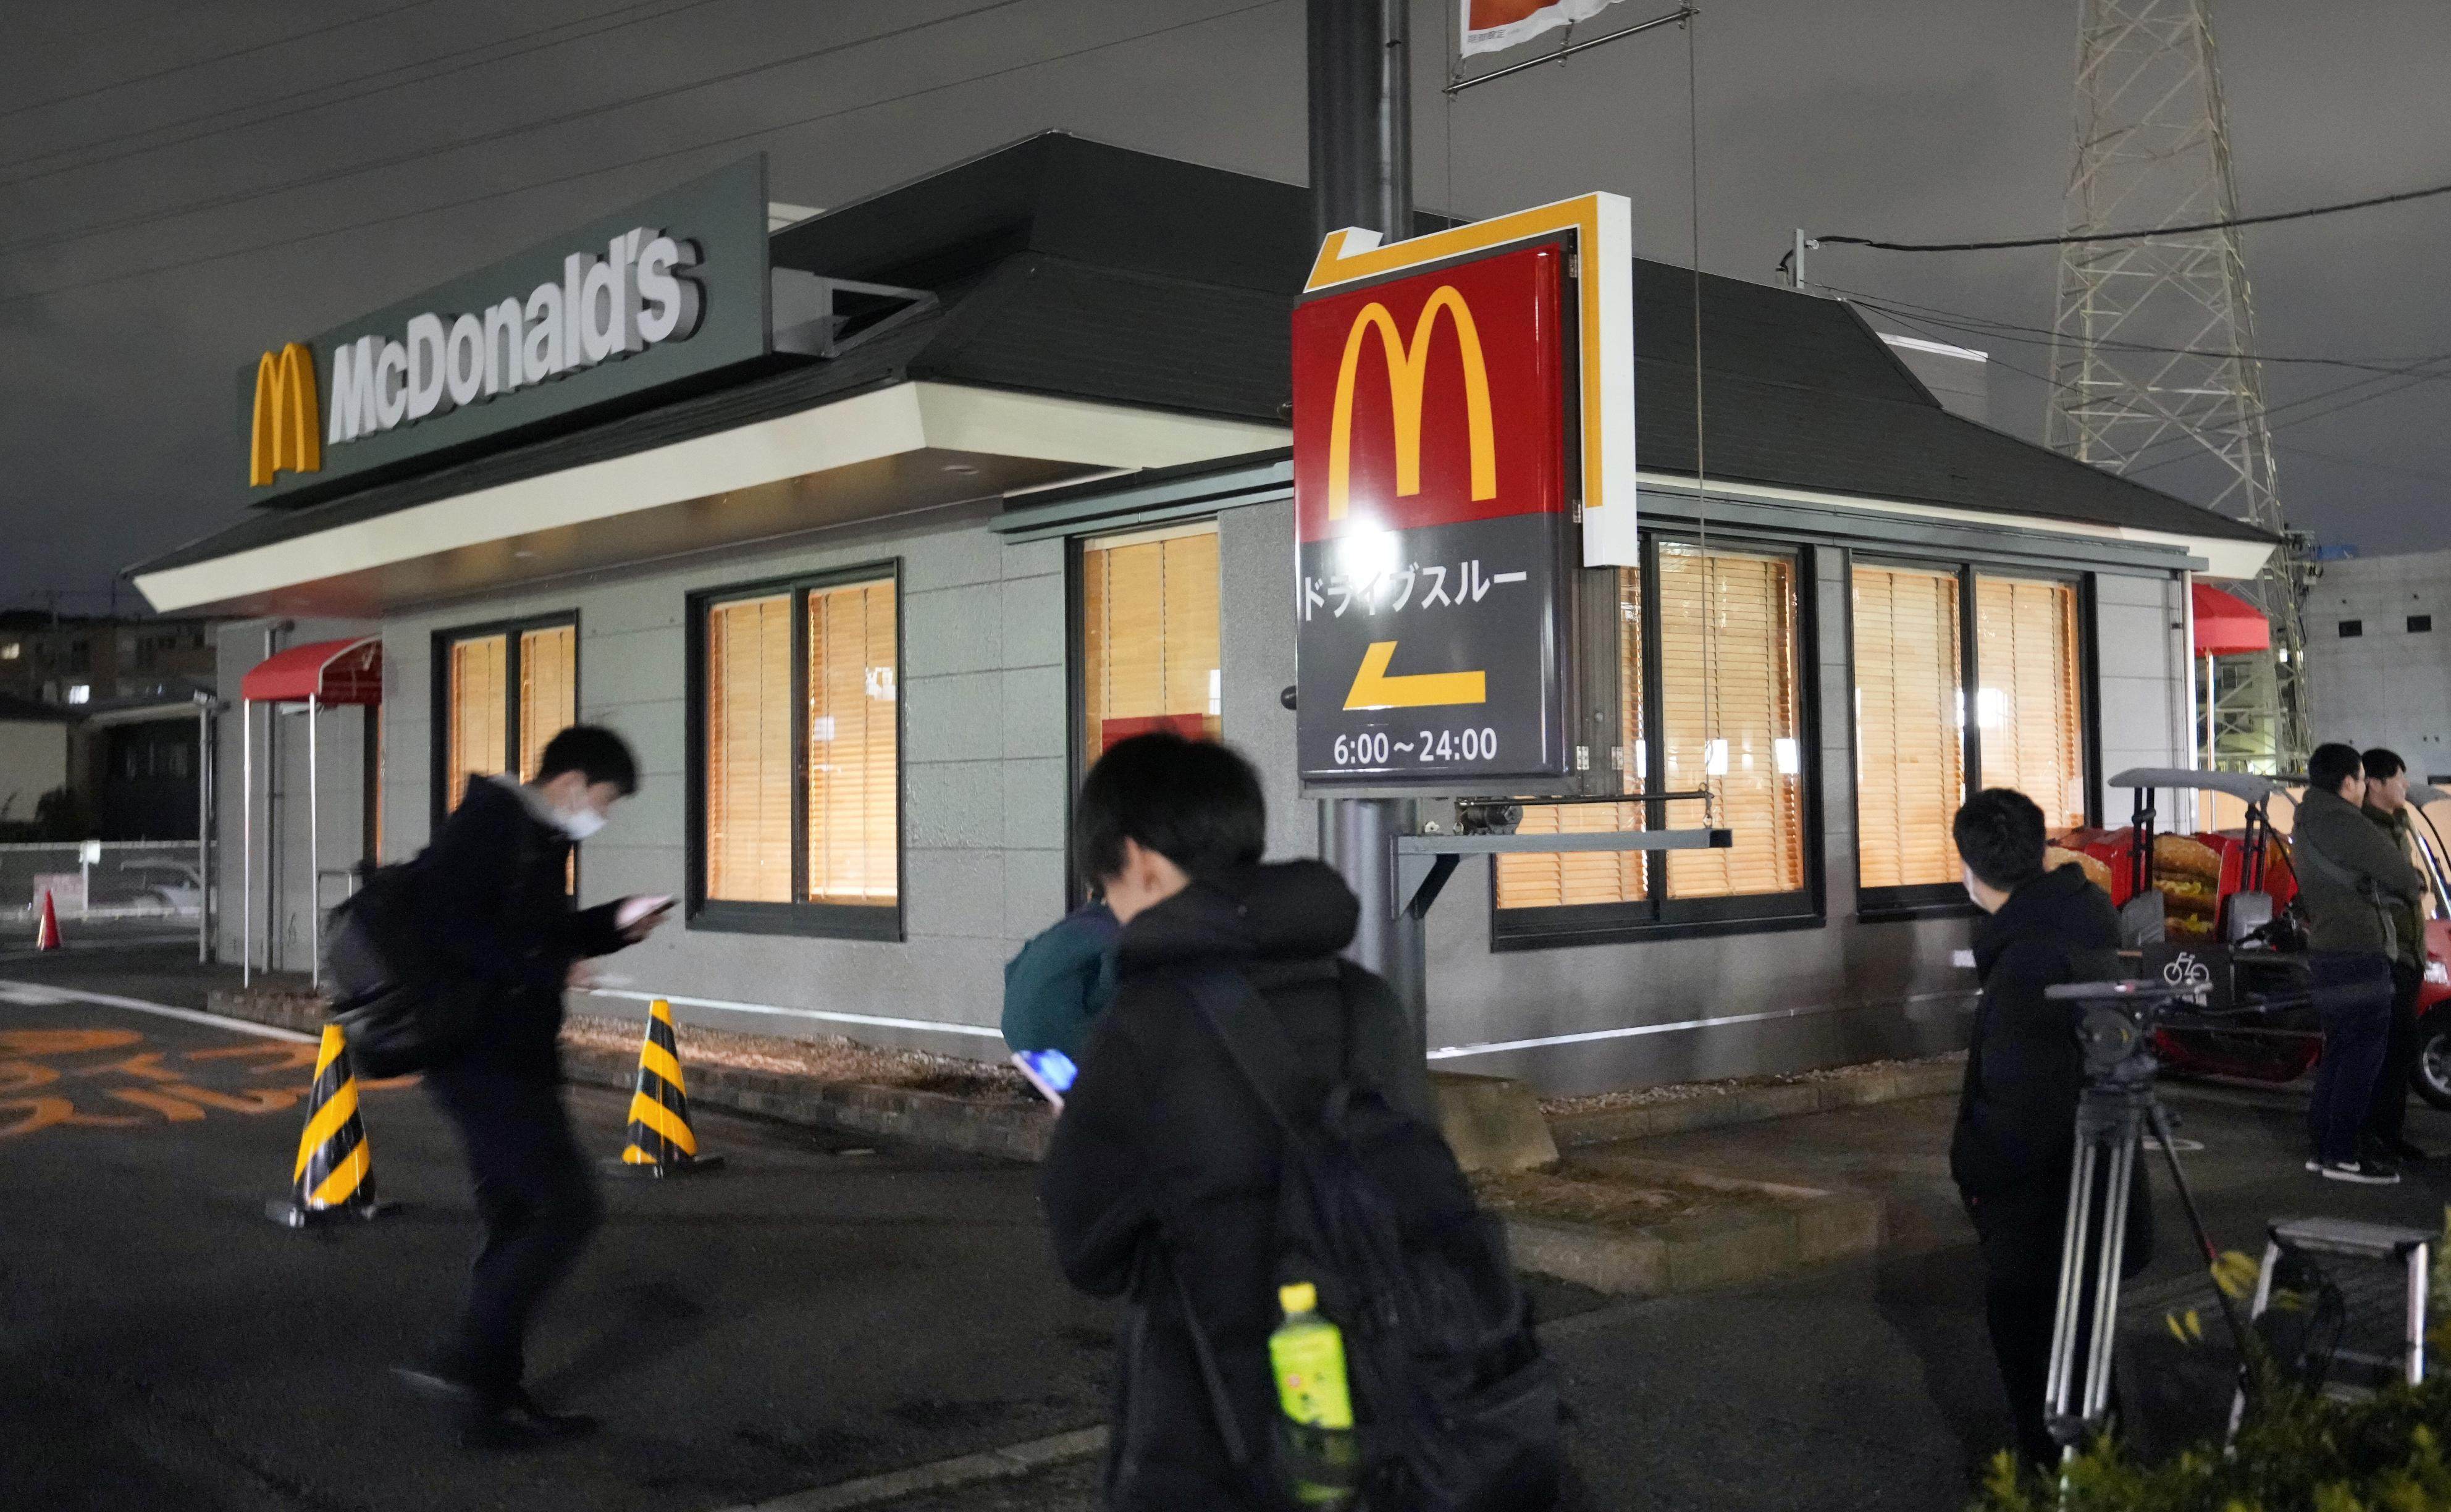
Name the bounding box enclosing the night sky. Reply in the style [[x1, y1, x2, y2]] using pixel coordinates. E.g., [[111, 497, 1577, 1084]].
[[2, 0, 2446, 615]]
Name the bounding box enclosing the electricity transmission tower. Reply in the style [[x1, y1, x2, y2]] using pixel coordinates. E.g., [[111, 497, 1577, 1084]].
[[2045, 0, 2310, 772]]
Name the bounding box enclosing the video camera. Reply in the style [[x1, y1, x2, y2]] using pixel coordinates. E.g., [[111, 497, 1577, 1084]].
[[2043, 977, 2212, 1086]]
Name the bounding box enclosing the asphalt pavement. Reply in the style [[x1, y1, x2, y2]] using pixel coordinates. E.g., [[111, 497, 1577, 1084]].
[[7, 943, 2450, 1511]]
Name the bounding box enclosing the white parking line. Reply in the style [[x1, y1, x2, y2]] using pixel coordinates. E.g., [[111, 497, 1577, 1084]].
[[712, 1426, 1108, 1512], [0, 980, 315, 1043]]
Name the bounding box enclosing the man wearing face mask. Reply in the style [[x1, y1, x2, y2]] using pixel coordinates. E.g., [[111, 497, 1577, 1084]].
[[1948, 787, 2145, 1468], [400, 724, 666, 1448]]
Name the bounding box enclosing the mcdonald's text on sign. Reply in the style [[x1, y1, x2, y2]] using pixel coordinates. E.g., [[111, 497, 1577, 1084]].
[[1293, 242, 1572, 786]]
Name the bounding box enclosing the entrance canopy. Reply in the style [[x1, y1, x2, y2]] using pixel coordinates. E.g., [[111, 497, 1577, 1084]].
[[2192, 582, 2269, 657], [239, 637, 382, 704]]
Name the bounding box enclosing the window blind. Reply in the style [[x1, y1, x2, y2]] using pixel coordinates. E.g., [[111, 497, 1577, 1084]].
[[1658, 545, 1806, 899], [516, 624, 578, 783], [444, 634, 507, 815], [1975, 577, 2085, 831], [1495, 568, 1646, 909], [1081, 523, 1223, 756], [705, 594, 792, 903], [1853, 565, 1965, 889], [808, 579, 899, 905]]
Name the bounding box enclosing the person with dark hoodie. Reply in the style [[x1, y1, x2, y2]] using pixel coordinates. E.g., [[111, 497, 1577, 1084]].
[[2293, 741, 2422, 1185], [1949, 787, 2145, 1469], [1040, 732, 1434, 1510], [2360, 746, 2431, 1163], [397, 726, 665, 1448]]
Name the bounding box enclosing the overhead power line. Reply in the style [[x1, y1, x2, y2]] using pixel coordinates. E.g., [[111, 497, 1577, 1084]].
[[0, 0, 1040, 262], [0, 0, 739, 189], [1810, 177, 2451, 254], [0, 0, 1292, 310], [0, 0, 461, 125]]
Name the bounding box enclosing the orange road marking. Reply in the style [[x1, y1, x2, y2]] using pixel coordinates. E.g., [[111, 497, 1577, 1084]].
[[0, 1097, 144, 1138], [187, 1043, 322, 1075], [106, 1087, 209, 1122], [0, 1028, 141, 1057]]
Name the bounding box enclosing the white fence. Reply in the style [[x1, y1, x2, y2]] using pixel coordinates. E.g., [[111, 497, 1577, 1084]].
[[2, 841, 205, 931]]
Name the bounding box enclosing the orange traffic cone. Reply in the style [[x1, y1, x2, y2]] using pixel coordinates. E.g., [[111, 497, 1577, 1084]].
[[606, 999, 722, 1177], [33, 890, 61, 951], [266, 1023, 395, 1227]]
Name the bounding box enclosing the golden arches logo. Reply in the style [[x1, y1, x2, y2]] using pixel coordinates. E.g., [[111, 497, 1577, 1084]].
[[1326, 286, 1496, 523], [250, 342, 321, 486]]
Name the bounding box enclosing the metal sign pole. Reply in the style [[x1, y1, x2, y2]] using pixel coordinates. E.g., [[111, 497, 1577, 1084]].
[[196, 695, 212, 964], [1309, 0, 1427, 1040], [306, 694, 320, 992], [241, 699, 253, 987]]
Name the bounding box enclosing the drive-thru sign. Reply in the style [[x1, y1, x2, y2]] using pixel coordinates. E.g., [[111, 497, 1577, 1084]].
[[1293, 193, 1633, 790]]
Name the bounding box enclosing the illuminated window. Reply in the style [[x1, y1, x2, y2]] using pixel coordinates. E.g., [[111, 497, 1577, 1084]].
[[1852, 564, 1965, 892], [1496, 537, 1812, 941], [436, 616, 577, 820], [0, 642, 18, 660], [1853, 565, 2091, 910], [1079, 521, 1222, 758], [1975, 576, 2084, 832], [695, 567, 901, 937]]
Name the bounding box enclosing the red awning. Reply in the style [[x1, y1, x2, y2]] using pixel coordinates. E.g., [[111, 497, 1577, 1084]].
[[240, 637, 382, 705], [2192, 582, 2269, 657]]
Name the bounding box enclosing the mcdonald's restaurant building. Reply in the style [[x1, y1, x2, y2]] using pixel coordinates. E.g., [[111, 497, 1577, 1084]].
[[137, 134, 2274, 1095]]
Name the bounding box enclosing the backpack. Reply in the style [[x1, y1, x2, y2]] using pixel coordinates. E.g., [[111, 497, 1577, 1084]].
[[1175, 970, 1564, 1512], [322, 857, 486, 1079]]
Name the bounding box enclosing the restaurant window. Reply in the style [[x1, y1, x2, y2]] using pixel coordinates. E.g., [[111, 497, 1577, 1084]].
[[1494, 537, 1814, 946], [1078, 521, 1222, 760], [1852, 565, 1966, 901], [1851, 562, 2092, 914], [691, 565, 901, 939], [434, 615, 578, 824], [1975, 576, 2085, 832]]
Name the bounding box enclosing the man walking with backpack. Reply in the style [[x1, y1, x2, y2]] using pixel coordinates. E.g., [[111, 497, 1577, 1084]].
[[398, 725, 665, 1447], [1041, 733, 1560, 1511]]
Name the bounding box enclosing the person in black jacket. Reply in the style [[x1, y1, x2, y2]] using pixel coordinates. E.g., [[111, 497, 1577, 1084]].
[[1949, 788, 2143, 1468], [400, 725, 665, 1448], [1040, 733, 1433, 1510]]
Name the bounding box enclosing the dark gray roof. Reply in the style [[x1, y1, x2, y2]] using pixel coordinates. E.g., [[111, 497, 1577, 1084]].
[[136, 133, 2266, 579]]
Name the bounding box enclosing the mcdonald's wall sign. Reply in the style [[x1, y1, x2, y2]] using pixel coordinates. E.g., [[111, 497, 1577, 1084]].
[[1292, 199, 1631, 791], [233, 155, 770, 505]]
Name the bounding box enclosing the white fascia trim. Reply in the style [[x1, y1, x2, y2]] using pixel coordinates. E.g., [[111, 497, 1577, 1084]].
[[133, 383, 1288, 613], [1634, 470, 2276, 581]]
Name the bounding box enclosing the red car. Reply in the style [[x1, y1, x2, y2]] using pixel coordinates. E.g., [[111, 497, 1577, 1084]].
[[2072, 770, 2451, 1106]]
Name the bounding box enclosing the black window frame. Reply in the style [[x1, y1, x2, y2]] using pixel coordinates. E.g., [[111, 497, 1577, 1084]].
[[2340, 619, 2365, 637], [1846, 554, 2099, 922], [684, 561, 906, 943], [429, 610, 580, 833], [1492, 530, 1825, 952], [2409, 615, 2432, 634]]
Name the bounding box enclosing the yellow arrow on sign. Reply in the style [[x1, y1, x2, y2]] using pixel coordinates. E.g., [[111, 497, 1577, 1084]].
[[1343, 641, 1487, 710]]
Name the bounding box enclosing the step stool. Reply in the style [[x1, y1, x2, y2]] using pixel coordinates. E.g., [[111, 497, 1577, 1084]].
[[2228, 1216, 2433, 1439]]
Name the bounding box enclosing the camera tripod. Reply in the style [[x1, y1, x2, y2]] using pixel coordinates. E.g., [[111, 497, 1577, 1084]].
[[2040, 981, 2256, 1460]]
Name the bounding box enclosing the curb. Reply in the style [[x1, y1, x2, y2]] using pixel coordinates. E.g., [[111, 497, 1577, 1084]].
[[1500, 1157, 1884, 1297], [203, 989, 1054, 1164], [1545, 1056, 1964, 1148]]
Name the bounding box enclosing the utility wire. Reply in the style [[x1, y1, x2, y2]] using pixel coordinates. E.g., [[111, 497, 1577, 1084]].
[[1809, 177, 2451, 254], [1831, 286, 2451, 380], [0, 0, 1038, 261], [0, 0, 463, 125], [0, 0, 1292, 310], [0, 0, 738, 188]]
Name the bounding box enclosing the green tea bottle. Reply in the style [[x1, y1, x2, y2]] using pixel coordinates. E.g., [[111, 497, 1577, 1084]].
[[1269, 1282, 1360, 1508]]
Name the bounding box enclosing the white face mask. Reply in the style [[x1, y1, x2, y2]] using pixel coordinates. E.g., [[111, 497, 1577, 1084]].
[[557, 806, 607, 842]]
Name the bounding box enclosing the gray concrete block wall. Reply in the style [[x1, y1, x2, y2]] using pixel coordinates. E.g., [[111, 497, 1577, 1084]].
[[375, 500, 1069, 1057], [2093, 572, 2189, 822], [2305, 550, 2451, 778]]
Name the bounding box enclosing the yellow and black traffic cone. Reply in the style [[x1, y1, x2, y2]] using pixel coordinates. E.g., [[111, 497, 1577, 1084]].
[[266, 1023, 394, 1227], [607, 999, 721, 1177]]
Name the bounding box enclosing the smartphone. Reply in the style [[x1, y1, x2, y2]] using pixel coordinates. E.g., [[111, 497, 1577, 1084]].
[[616, 894, 676, 930], [1011, 1049, 1078, 1111]]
